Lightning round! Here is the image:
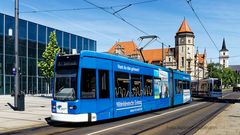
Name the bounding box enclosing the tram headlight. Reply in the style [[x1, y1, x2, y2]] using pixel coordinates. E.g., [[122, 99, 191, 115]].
[[52, 105, 56, 109]]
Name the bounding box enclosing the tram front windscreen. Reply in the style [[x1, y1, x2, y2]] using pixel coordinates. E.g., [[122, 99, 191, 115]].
[[213, 80, 222, 92], [54, 55, 79, 101]]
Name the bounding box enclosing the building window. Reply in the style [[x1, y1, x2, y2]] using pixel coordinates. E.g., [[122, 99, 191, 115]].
[[182, 47, 184, 52], [63, 32, 70, 54], [188, 39, 191, 44], [152, 61, 160, 66], [71, 34, 76, 51], [182, 57, 184, 67], [169, 57, 171, 62], [223, 52, 225, 55], [83, 38, 88, 50], [77, 36, 83, 53], [188, 61, 190, 68]]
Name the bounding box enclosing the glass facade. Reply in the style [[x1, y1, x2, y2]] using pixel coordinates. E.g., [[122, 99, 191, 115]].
[[0, 13, 97, 95]]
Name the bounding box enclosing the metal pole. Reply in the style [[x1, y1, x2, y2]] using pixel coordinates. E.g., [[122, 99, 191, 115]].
[[14, 0, 20, 110], [197, 61, 199, 94], [162, 43, 164, 66]]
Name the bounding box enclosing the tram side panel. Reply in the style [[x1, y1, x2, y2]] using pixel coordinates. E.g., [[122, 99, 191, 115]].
[[172, 70, 191, 106], [112, 61, 172, 118], [112, 61, 152, 118], [80, 57, 114, 121]]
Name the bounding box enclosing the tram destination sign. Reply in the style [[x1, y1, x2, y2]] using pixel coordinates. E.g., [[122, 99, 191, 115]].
[[57, 61, 78, 66], [57, 55, 79, 67]]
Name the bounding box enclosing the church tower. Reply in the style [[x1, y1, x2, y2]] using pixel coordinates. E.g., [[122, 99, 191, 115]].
[[175, 18, 195, 76], [219, 38, 229, 68]]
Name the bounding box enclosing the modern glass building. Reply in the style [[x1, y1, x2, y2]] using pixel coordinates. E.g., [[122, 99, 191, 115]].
[[0, 13, 97, 95]]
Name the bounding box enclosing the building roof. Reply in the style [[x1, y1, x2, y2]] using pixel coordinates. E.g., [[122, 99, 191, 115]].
[[108, 41, 139, 56], [177, 18, 193, 33], [220, 38, 228, 51], [142, 48, 169, 63], [198, 54, 205, 64], [108, 41, 171, 63]]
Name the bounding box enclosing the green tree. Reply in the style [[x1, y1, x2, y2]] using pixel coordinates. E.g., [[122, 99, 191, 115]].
[[38, 32, 60, 93], [208, 63, 240, 88]]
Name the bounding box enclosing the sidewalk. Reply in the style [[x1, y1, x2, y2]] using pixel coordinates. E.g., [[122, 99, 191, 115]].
[[0, 95, 52, 133], [195, 102, 240, 135], [1, 95, 240, 134]]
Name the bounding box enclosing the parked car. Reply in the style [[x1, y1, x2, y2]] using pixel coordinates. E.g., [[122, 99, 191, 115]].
[[233, 84, 240, 92]]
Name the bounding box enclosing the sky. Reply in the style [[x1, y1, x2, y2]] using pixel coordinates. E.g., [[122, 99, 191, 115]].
[[0, 0, 240, 65]]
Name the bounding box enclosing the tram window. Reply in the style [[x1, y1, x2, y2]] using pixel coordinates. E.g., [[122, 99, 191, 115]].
[[209, 83, 213, 91], [144, 76, 153, 96], [99, 70, 110, 98], [213, 80, 221, 92], [81, 68, 96, 99], [176, 80, 183, 94], [115, 72, 130, 98], [131, 74, 142, 97], [191, 82, 197, 91], [182, 81, 190, 89]]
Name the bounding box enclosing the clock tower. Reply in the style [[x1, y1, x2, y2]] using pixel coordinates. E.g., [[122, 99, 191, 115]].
[[175, 18, 195, 75]]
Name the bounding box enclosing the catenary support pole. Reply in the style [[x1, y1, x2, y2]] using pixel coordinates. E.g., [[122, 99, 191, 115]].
[[162, 43, 164, 66], [14, 0, 20, 110]]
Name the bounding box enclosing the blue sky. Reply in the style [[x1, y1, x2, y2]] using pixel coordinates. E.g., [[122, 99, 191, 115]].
[[1, 0, 240, 65]]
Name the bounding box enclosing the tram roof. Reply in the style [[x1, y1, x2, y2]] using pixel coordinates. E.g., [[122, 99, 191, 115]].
[[80, 51, 170, 71]]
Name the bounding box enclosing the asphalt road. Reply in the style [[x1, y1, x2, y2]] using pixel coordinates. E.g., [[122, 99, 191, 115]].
[[6, 92, 240, 135]]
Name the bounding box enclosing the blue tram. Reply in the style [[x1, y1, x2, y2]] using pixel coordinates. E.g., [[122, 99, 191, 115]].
[[51, 51, 191, 122]]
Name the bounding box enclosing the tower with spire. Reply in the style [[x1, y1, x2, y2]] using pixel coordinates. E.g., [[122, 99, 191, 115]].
[[219, 38, 229, 68], [175, 18, 195, 76]]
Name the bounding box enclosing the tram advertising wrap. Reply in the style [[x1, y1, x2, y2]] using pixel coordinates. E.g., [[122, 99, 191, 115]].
[[154, 69, 169, 99]]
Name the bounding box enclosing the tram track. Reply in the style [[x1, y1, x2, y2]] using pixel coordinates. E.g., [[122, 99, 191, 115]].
[[5, 92, 240, 135], [136, 103, 228, 135], [179, 103, 228, 135], [132, 102, 216, 135], [136, 92, 239, 135]]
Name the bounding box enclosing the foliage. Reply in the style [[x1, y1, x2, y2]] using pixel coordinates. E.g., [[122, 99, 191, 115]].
[[208, 63, 240, 87], [38, 32, 60, 81]]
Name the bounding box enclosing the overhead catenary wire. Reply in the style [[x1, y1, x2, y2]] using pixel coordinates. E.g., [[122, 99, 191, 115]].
[[21, 0, 159, 13], [84, 0, 150, 36], [207, 55, 240, 60], [83, 0, 170, 48], [21, 0, 171, 48], [185, 0, 219, 52]]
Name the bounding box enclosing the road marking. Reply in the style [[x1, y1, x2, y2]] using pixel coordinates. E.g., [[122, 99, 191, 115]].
[[87, 102, 206, 135]]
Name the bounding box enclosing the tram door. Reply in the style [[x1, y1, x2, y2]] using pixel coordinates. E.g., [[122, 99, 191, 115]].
[[169, 71, 174, 106], [97, 70, 113, 120]]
